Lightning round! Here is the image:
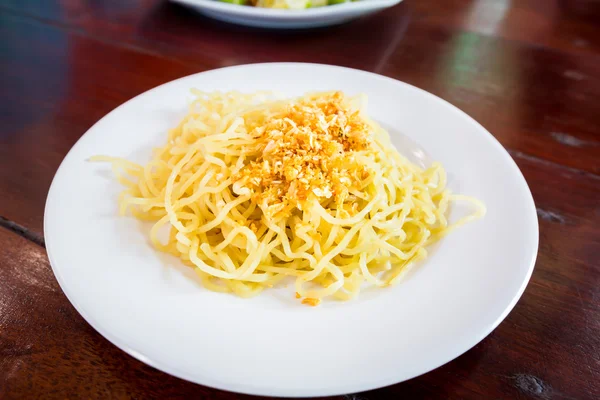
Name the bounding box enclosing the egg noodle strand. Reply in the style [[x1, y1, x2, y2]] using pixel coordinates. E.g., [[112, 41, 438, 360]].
[[92, 91, 485, 305]]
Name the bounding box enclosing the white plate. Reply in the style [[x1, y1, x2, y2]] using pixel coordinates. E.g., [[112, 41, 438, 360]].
[[170, 0, 402, 28], [45, 63, 538, 397]]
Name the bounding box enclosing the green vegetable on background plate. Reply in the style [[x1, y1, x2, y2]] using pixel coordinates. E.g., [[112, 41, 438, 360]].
[[217, 0, 357, 8]]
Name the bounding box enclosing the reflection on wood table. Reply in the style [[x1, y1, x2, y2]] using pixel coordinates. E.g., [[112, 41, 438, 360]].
[[0, 0, 598, 399]]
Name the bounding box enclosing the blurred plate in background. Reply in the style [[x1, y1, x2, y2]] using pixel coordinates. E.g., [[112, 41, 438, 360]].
[[170, 0, 402, 28]]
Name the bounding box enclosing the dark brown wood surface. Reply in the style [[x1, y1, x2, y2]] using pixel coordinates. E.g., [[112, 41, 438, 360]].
[[0, 1, 598, 399]]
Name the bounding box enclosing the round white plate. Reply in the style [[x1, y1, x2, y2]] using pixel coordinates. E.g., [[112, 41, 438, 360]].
[[170, 0, 402, 29], [45, 63, 538, 397]]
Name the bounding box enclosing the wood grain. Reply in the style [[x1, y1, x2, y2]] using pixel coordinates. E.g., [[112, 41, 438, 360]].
[[4, 0, 600, 56], [2, 7, 600, 235], [378, 22, 600, 175], [0, 13, 199, 233], [0, 0, 599, 399], [0, 0, 410, 70], [0, 229, 265, 399], [412, 0, 600, 55]]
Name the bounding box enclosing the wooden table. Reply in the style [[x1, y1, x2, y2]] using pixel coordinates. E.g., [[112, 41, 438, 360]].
[[1, 0, 599, 398]]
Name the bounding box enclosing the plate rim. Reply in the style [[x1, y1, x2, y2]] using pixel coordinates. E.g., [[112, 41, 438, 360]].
[[170, 0, 402, 18], [44, 62, 539, 397]]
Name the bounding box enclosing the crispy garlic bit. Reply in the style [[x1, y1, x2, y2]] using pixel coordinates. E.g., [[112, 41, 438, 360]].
[[301, 298, 321, 307], [233, 92, 373, 216]]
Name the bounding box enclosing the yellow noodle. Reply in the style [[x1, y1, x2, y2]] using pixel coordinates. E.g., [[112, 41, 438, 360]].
[[91, 90, 485, 305]]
